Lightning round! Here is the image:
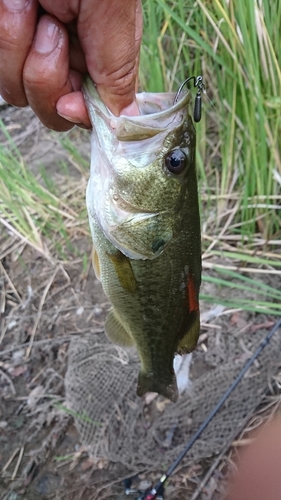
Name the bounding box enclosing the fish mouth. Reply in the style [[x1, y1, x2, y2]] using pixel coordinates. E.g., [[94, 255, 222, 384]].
[[83, 76, 191, 141], [84, 76, 190, 119]]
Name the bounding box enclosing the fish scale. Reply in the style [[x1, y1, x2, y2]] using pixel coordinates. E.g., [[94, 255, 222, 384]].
[[84, 77, 201, 402]]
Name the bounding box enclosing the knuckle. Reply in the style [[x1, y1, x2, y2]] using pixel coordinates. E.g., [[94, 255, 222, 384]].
[[100, 61, 137, 96], [23, 62, 64, 93]]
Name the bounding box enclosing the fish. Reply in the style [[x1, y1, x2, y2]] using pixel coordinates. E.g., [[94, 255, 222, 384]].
[[83, 77, 201, 402]]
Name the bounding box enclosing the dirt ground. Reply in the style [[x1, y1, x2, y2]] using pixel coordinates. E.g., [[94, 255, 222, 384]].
[[1, 105, 281, 500]]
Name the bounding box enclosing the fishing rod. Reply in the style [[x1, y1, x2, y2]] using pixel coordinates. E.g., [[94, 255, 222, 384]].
[[117, 317, 281, 500]]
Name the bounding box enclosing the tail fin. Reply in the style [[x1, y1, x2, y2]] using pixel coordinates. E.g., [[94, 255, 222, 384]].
[[137, 370, 179, 403]]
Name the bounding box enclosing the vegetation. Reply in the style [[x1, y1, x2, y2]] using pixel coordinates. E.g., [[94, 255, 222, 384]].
[[141, 0, 281, 239], [0, 123, 89, 259]]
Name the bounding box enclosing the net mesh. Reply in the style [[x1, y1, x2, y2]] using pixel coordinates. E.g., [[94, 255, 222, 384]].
[[65, 324, 281, 469]]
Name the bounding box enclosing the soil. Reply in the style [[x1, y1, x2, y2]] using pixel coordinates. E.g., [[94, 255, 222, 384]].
[[0, 104, 280, 500]]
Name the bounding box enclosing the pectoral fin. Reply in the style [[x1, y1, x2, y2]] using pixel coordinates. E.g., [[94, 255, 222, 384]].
[[107, 251, 137, 293], [105, 309, 135, 347], [176, 314, 200, 354]]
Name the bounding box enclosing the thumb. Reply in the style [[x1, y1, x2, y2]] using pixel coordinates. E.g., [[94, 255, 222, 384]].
[[78, 0, 142, 116]]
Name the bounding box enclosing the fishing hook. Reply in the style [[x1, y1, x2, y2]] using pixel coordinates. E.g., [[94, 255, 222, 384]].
[[174, 75, 206, 123]]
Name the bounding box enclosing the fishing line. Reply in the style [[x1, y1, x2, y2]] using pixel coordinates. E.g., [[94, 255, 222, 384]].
[[120, 316, 281, 500]]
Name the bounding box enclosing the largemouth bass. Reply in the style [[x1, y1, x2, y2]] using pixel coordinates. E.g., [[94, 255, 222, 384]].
[[83, 77, 201, 403]]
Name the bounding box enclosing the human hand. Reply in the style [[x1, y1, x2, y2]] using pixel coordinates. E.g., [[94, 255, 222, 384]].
[[0, 0, 142, 130], [226, 417, 281, 500]]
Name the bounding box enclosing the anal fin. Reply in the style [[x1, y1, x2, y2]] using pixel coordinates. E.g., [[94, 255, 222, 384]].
[[105, 309, 135, 347], [176, 313, 200, 354], [91, 245, 101, 281]]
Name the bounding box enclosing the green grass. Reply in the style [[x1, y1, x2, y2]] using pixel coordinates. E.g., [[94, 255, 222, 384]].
[[53, 402, 101, 426], [0, 121, 88, 259], [141, 0, 281, 239], [201, 268, 281, 315]]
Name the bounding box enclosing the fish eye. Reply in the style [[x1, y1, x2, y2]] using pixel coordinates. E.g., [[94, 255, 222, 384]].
[[165, 149, 187, 174]]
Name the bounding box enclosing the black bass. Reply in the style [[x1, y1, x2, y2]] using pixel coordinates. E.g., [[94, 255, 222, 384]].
[[83, 77, 201, 402]]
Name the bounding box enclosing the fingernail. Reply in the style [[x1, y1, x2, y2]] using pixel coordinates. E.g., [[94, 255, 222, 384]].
[[3, 0, 27, 11], [120, 100, 140, 116], [56, 111, 81, 124], [34, 18, 59, 54]]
